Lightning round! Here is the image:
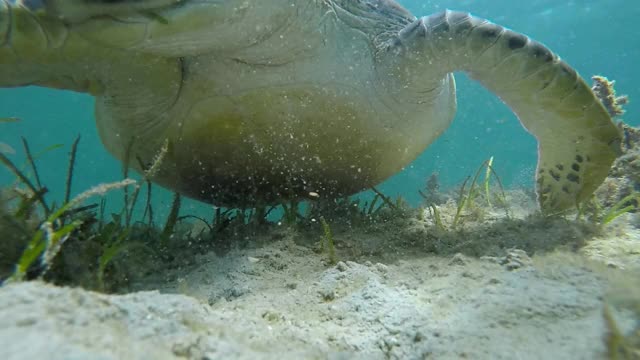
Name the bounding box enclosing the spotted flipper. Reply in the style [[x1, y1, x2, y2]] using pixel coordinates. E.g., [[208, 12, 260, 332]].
[[384, 10, 621, 213]]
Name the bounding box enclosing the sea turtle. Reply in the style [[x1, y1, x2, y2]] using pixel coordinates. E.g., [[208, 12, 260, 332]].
[[0, 0, 622, 212]]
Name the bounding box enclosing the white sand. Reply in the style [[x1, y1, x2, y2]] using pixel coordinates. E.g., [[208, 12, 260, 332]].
[[1, 195, 639, 359]]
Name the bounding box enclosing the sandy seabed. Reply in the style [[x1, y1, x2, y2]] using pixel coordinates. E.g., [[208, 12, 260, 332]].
[[1, 189, 639, 360]]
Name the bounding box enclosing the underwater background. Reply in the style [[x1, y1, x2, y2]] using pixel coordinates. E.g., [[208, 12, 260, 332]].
[[0, 0, 638, 218]]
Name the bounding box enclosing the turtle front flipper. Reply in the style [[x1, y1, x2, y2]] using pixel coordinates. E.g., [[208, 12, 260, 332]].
[[0, 1, 73, 88], [0, 0, 181, 95], [0, 0, 110, 92], [43, 0, 181, 22], [1, 0, 183, 166], [380, 10, 622, 213]]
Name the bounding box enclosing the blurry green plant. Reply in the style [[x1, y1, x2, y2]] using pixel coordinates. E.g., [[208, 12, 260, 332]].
[[281, 200, 301, 226], [601, 193, 640, 226], [603, 303, 640, 359], [319, 216, 337, 265], [577, 192, 640, 228], [0, 135, 138, 284], [454, 157, 508, 228], [427, 204, 445, 232], [161, 192, 181, 245], [420, 157, 508, 231], [305, 187, 407, 229], [0, 135, 182, 291], [6, 179, 136, 283]]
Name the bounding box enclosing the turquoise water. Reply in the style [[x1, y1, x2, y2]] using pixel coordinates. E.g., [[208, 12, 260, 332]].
[[1, 1, 638, 217]]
